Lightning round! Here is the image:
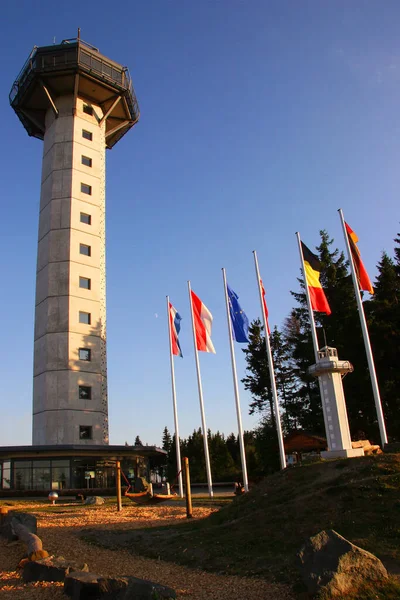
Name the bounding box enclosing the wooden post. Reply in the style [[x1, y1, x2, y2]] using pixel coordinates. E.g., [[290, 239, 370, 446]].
[[183, 457, 193, 519], [116, 460, 122, 512]]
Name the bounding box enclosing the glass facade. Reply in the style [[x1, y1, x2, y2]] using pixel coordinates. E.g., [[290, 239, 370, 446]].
[[0, 456, 152, 492]]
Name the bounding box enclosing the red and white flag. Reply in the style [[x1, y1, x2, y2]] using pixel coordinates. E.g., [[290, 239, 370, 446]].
[[191, 291, 216, 353], [259, 278, 271, 336]]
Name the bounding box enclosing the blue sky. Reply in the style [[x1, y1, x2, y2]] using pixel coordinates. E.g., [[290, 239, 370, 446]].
[[0, 1, 399, 448]]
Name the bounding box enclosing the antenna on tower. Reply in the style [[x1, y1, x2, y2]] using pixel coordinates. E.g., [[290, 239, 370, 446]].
[[78, 28, 81, 40], [53, 36, 56, 45]]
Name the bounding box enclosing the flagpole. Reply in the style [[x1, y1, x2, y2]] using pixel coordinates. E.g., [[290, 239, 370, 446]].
[[187, 281, 214, 498], [338, 209, 388, 446], [221, 269, 249, 491], [295, 233, 320, 362], [166, 296, 184, 498], [253, 251, 286, 470]]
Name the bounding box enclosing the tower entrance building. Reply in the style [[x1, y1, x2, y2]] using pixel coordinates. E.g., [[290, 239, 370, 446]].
[[10, 35, 139, 445]]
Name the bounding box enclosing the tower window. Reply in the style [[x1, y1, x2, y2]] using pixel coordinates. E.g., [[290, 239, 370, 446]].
[[81, 183, 92, 195], [79, 277, 91, 290], [80, 213, 91, 225], [79, 311, 91, 325], [79, 348, 91, 361], [83, 104, 94, 116], [82, 129, 92, 141], [79, 426, 93, 440], [82, 155, 92, 167], [79, 386, 92, 400], [80, 244, 91, 256]]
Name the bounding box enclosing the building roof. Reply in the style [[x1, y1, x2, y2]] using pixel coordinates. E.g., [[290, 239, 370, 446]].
[[0, 444, 166, 461], [284, 431, 327, 453]]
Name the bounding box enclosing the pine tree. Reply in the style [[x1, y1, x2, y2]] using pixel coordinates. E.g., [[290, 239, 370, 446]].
[[368, 251, 400, 439], [270, 327, 299, 432], [286, 230, 375, 437], [241, 319, 274, 420], [161, 426, 172, 453]]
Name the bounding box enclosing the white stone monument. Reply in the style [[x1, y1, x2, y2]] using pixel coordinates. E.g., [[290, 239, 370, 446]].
[[308, 347, 364, 459], [10, 35, 139, 445]]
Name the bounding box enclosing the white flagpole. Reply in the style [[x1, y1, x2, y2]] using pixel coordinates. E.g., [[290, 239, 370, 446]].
[[253, 251, 286, 470], [338, 209, 388, 446], [187, 281, 214, 498], [166, 296, 184, 498], [295, 233, 320, 362], [221, 268, 249, 491]]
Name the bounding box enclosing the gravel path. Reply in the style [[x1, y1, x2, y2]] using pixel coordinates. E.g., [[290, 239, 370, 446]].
[[0, 501, 296, 600]]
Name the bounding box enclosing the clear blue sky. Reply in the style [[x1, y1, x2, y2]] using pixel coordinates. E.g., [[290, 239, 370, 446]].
[[0, 1, 399, 448]]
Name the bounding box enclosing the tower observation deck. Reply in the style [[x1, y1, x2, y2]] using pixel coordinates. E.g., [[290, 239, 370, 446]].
[[10, 36, 139, 445]]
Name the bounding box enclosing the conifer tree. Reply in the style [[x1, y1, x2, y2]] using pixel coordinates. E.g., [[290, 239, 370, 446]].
[[161, 426, 172, 453], [368, 251, 400, 439]]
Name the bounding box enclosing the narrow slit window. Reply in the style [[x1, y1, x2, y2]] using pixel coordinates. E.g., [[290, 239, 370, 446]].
[[81, 155, 92, 167], [81, 183, 92, 195], [83, 104, 93, 115], [79, 311, 91, 325], [79, 348, 91, 361], [79, 426, 93, 439], [80, 213, 91, 225], [82, 129, 92, 141], [80, 244, 91, 256], [79, 277, 91, 290]]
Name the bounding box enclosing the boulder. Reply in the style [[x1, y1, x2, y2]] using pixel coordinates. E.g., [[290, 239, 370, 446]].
[[64, 571, 100, 599], [0, 512, 37, 542], [65, 572, 176, 600], [298, 529, 388, 597], [84, 496, 105, 506], [98, 575, 176, 599], [23, 555, 89, 583]]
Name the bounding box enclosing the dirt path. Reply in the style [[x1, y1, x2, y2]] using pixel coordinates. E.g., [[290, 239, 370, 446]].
[[0, 501, 295, 600]]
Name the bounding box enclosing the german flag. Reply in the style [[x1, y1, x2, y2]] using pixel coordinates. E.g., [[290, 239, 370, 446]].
[[345, 222, 374, 294], [301, 242, 332, 315]]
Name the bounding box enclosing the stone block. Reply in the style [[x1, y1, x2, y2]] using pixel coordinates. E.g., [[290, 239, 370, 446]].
[[0, 512, 37, 542], [23, 555, 89, 583], [64, 572, 176, 600], [298, 529, 388, 597], [84, 497, 105, 505]]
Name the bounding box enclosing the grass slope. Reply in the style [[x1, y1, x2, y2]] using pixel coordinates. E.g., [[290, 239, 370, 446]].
[[84, 454, 400, 587]]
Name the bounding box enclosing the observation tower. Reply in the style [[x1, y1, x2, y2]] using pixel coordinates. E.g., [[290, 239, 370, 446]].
[[9, 33, 139, 445]]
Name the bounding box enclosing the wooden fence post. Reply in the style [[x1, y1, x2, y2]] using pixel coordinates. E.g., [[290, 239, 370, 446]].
[[183, 457, 193, 519], [116, 460, 122, 512]]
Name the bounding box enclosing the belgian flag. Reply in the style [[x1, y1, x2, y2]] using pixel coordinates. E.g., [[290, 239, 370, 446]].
[[345, 222, 374, 295], [301, 242, 332, 315]]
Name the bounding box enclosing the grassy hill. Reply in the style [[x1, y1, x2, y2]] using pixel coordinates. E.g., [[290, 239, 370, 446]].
[[84, 454, 400, 596]]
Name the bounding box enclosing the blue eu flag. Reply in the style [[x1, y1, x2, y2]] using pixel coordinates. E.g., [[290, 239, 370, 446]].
[[227, 284, 249, 343]]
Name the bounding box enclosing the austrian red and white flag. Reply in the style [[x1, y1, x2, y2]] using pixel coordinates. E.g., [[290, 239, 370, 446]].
[[191, 291, 216, 353]]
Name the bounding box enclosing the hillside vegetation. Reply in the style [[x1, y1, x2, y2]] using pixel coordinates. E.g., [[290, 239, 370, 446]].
[[84, 454, 400, 590]]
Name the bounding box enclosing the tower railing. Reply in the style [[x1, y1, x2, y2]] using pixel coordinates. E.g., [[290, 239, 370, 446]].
[[9, 40, 139, 124]]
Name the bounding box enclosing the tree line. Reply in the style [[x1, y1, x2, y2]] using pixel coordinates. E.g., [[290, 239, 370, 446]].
[[160, 228, 400, 481]]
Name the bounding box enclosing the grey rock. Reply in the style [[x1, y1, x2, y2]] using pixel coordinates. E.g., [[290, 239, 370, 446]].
[[0, 512, 37, 542], [298, 529, 388, 597], [99, 575, 176, 599], [84, 496, 105, 505], [64, 572, 176, 600], [23, 555, 89, 583], [64, 571, 101, 599]]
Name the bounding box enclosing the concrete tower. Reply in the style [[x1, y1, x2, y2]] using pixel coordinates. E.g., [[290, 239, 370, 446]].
[[308, 347, 364, 459], [10, 35, 139, 445]]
